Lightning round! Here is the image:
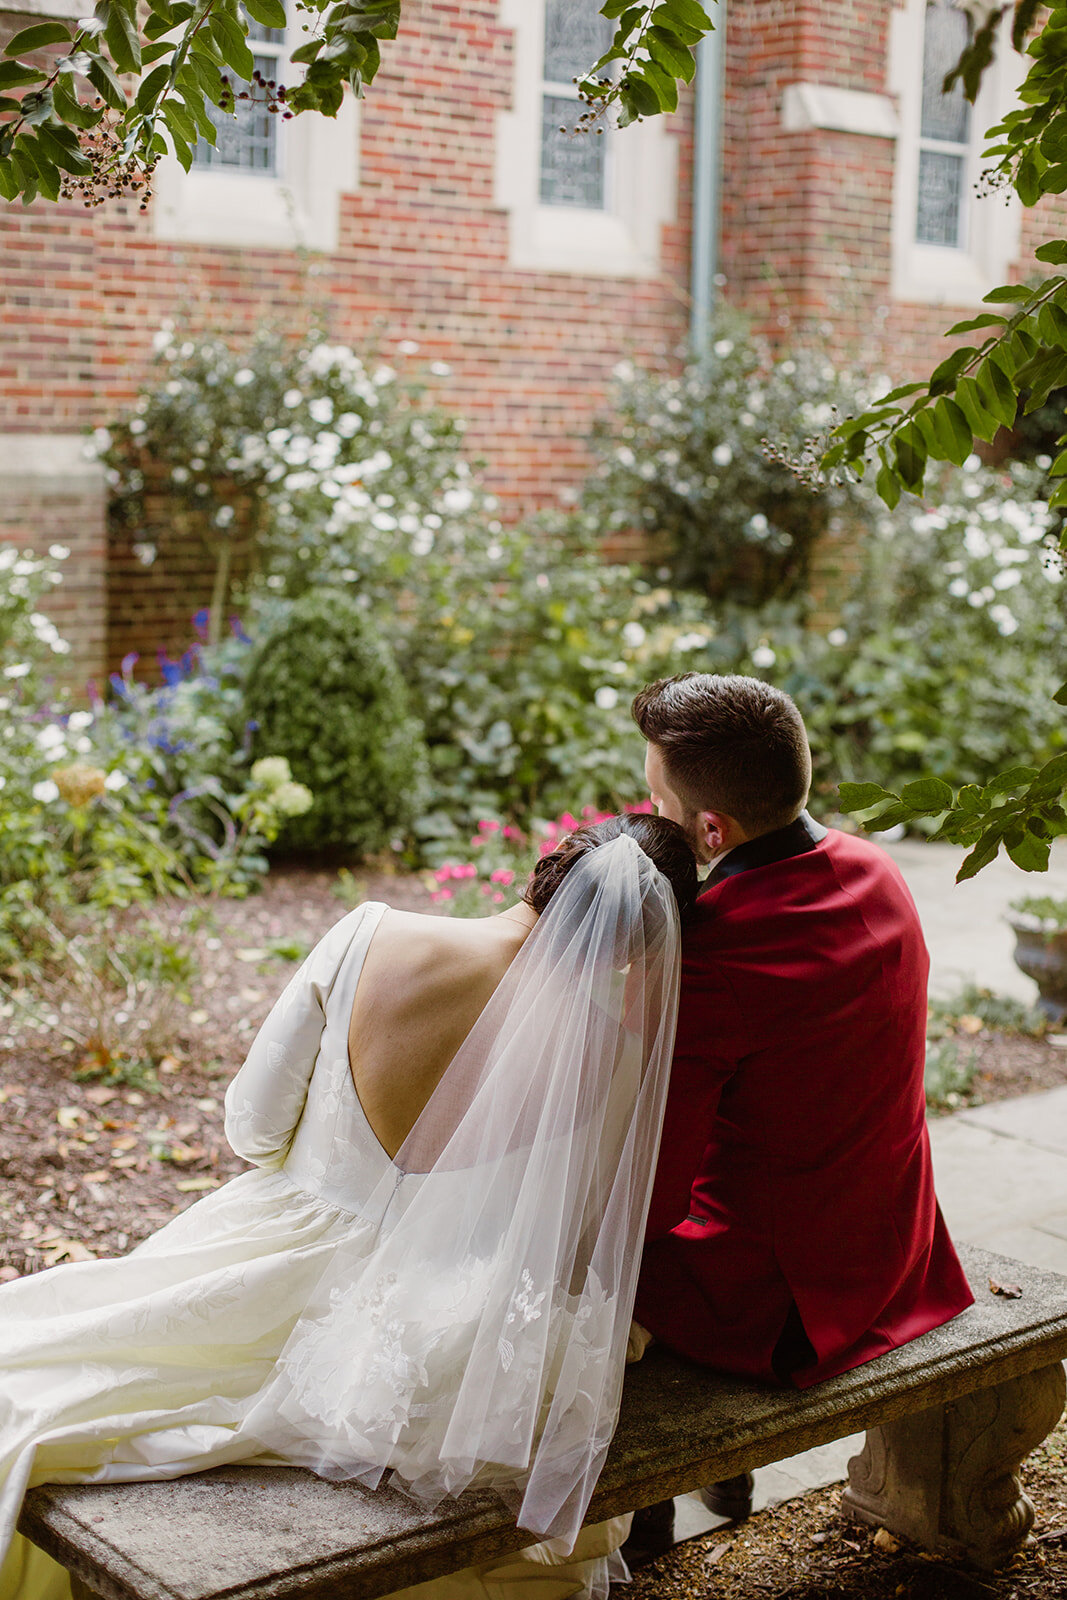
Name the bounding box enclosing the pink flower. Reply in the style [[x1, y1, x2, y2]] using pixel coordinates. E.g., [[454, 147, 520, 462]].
[[490, 869, 515, 885], [492, 892, 505, 903], [558, 812, 579, 832], [477, 819, 501, 834], [430, 888, 453, 903], [433, 866, 453, 883], [502, 825, 523, 841], [470, 836, 483, 848], [626, 798, 654, 815], [460, 862, 478, 878]]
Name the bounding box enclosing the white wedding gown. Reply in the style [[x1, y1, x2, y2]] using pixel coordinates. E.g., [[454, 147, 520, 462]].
[[0, 880, 679, 1600]]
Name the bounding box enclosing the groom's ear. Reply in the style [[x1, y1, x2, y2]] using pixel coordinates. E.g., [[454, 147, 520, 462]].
[[700, 809, 745, 858]]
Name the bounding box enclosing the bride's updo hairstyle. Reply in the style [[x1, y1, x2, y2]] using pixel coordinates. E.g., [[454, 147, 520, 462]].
[[523, 813, 698, 920]]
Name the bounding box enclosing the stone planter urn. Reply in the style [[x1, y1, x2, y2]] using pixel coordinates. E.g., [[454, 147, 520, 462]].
[[1007, 903, 1067, 1022]]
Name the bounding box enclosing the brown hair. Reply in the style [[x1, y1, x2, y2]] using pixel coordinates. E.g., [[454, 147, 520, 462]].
[[522, 813, 698, 919], [631, 673, 811, 835]]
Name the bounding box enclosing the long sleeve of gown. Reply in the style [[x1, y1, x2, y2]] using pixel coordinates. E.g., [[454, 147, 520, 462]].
[[223, 905, 370, 1169]]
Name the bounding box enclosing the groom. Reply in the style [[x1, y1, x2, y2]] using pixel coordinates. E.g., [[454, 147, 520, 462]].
[[627, 673, 972, 1542]]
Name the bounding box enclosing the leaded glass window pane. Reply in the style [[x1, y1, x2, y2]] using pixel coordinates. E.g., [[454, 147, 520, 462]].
[[921, 0, 970, 143], [540, 94, 605, 207], [195, 53, 279, 171], [916, 147, 965, 244], [543, 0, 612, 85]]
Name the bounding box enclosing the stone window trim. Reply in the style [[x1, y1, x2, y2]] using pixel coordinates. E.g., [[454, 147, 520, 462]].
[[495, 0, 678, 278], [148, 4, 357, 252], [888, 0, 1024, 307]]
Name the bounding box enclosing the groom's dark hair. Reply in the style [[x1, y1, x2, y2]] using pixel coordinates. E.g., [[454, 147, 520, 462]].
[[632, 673, 811, 836]]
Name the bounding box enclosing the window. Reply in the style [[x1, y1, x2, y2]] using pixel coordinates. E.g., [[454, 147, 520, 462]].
[[538, 0, 612, 209], [889, 0, 1024, 305], [495, 0, 678, 276], [151, 7, 357, 251], [915, 0, 971, 248], [194, 17, 286, 175]]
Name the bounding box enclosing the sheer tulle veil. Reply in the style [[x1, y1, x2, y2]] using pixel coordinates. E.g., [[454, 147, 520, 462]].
[[245, 832, 682, 1545]]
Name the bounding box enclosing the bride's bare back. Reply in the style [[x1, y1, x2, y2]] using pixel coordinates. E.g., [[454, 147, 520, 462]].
[[347, 904, 535, 1158]]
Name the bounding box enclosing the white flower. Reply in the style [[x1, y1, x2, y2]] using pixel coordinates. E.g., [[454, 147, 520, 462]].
[[595, 686, 620, 710], [676, 631, 709, 651], [713, 339, 734, 357], [67, 710, 93, 731], [963, 453, 981, 472], [613, 360, 635, 382], [104, 770, 128, 790], [442, 487, 473, 513], [752, 645, 776, 668], [948, 577, 969, 598], [990, 604, 1019, 636], [827, 627, 848, 647], [536, 574, 550, 591], [32, 780, 59, 803], [308, 396, 334, 424], [335, 412, 361, 438], [133, 542, 157, 566], [992, 568, 1022, 590], [151, 328, 174, 353], [622, 621, 647, 648], [48, 544, 71, 561], [712, 444, 733, 466], [128, 418, 147, 435], [429, 362, 451, 378], [283, 389, 303, 408], [397, 339, 420, 355], [36, 725, 66, 752], [4, 663, 31, 679], [215, 505, 235, 528]]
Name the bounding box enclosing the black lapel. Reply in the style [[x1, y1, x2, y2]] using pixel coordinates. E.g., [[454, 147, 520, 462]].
[[703, 811, 828, 889]]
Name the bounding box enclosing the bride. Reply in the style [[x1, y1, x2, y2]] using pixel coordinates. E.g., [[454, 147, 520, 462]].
[[0, 813, 697, 1600]]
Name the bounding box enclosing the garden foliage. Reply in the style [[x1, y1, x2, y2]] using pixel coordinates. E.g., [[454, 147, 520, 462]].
[[587, 317, 868, 604], [243, 588, 427, 853]]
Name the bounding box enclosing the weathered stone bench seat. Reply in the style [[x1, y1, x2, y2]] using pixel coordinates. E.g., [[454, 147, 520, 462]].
[[20, 1243, 1067, 1600]]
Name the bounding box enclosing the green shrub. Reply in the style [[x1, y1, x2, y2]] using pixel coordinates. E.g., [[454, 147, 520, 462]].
[[586, 311, 870, 604], [244, 589, 428, 854]]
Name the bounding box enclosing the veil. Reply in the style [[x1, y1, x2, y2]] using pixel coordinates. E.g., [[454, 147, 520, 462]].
[[245, 833, 682, 1545]]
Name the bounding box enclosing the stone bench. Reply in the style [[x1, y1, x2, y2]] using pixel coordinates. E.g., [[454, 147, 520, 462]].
[[19, 1243, 1067, 1600]]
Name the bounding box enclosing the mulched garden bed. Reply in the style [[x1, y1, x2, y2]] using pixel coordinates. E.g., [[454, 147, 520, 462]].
[[628, 1409, 1067, 1599]]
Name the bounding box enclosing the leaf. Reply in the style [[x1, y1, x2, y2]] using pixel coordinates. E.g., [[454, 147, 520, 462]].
[[1013, 0, 1043, 50], [135, 61, 171, 113], [929, 346, 975, 395], [86, 51, 127, 109], [881, 381, 927, 404], [0, 61, 46, 89], [837, 782, 895, 811], [242, 0, 287, 25], [4, 21, 72, 54], [931, 396, 973, 465], [621, 72, 662, 117], [56, 1105, 85, 1128], [862, 803, 914, 833], [1007, 831, 1051, 871], [943, 313, 1008, 335], [955, 374, 1000, 443], [175, 1176, 220, 1191], [1055, 681, 1067, 707], [1018, 146, 1044, 205], [207, 10, 255, 81], [103, 0, 142, 76], [986, 764, 1040, 793], [956, 828, 1005, 882], [989, 1277, 1023, 1298], [900, 777, 954, 813], [1035, 238, 1067, 266], [893, 422, 927, 493], [642, 55, 679, 111], [600, 0, 635, 16], [976, 355, 1018, 430], [983, 283, 1037, 304], [875, 459, 901, 509], [34, 123, 90, 173], [655, 0, 713, 32], [647, 23, 696, 81]]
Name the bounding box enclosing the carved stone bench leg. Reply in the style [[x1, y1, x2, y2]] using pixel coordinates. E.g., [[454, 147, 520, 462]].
[[843, 1362, 1066, 1569]]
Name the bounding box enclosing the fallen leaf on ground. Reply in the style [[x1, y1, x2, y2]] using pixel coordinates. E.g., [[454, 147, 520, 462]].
[[56, 1106, 85, 1129], [705, 1540, 732, 1565], [957, 1014, 984, 1035], [0, 1266, 19, 1283], [175, 1177, 220, 1192], [873, 1527, 900, 1552], [82, 1171, 110, 1185], [989, 1277, 1023, 1298], [83, 1086, 118, 1106], [41, 1238, 95, 1266], [235, 949, 268, 963]]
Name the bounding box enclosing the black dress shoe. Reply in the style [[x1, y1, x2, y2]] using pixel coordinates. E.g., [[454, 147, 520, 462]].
[[699, 1471, 754, 1522], [621, 1498, 676, 1565]]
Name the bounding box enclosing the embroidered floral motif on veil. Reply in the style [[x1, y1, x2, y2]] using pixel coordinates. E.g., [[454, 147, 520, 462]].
[[498, 1269, 547, 1372]]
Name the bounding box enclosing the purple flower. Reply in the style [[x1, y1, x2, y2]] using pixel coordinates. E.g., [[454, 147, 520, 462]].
[[230, 616, 252, 644], [120, 651, 139, 679], [192, 608, 210, 641]]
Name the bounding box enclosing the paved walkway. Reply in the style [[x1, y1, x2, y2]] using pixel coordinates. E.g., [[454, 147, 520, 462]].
[[672, 836, 1067, 1543]]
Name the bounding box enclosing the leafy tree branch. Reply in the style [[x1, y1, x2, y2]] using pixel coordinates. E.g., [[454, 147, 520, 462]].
[[0, 0, 712, 206]]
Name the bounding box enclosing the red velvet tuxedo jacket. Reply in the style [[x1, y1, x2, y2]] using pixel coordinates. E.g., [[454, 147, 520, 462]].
[[635, 817, 973, 1388]]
